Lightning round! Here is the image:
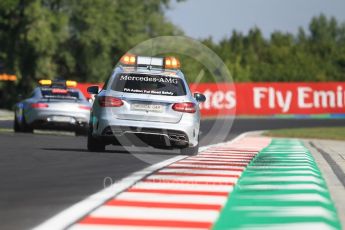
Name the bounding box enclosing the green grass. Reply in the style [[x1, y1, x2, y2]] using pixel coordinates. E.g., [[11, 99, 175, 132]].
[[264, 127, 345, 141], [0, 128, 12, 133]]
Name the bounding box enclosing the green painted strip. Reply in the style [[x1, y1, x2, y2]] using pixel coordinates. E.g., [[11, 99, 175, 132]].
[[273, 114, 296, 118], [213, 139, 342, 230], [310, 114, 332, 118]]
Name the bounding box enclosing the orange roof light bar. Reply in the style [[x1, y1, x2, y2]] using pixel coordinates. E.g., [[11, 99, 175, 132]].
[[119, 54, 180, 69], [39, 79, 52, 86], [164, 56, 181, 69], [39, 79, 78, 87], [66, 80, 77, 87], [120, 54, 136, 65]]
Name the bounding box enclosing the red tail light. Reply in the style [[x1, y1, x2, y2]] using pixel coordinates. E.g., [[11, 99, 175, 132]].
[[31, 103, 49, 108], [98, 96, 123, 107], [79, 105, 91, 110], [172, 102, 196, 113], [52, 88, 68, 94]]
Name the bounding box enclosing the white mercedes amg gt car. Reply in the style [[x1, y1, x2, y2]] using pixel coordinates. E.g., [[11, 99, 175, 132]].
[[87, 54, 206, 155], [14, 80, 91, 135]]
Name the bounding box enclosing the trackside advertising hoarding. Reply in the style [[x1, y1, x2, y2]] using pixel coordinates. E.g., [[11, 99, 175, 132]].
[[78, 82, 345, 117]]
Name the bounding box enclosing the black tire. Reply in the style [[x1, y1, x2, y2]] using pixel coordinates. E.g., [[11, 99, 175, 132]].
[[87, 127, 105, 152], [180, 144, 199, 156], [21, 115, 33, 133], [13, 115, 21, 132]]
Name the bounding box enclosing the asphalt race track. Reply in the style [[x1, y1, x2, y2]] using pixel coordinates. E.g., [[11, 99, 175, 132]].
[[0, 117, 344, 230]]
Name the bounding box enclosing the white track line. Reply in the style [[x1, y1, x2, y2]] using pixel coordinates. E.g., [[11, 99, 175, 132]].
[[33, 155, 186, 230], [33, 132, 248, 230]]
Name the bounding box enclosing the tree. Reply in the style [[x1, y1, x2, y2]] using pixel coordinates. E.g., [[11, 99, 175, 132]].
[[0, 0, 182, 107]]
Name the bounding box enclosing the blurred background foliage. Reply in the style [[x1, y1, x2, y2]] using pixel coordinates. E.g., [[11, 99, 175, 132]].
[[0, 0, 345, 108]]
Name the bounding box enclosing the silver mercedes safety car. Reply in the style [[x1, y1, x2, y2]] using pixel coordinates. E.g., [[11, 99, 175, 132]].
[[87, 55, 206, 155], [14, 80, 91, 135]]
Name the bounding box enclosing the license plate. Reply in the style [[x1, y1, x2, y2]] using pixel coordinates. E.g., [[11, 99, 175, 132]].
[[50, 116, 75, 123], [131, 104, 163, 113]]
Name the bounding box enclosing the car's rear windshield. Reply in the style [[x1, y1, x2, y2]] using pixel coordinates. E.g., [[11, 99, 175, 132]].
[[40, 88, 85, 100], [111, 74, 186, 96]]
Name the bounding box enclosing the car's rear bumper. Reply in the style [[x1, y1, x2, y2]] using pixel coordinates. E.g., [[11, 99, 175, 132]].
[[93, 116, 199, 147], [25, 110, 90, 131], [30, 119, 88, 131], [99, 126, 189, 148]]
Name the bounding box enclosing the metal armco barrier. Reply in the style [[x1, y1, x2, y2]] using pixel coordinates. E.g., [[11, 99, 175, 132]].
[[213, 139, 342, 230]]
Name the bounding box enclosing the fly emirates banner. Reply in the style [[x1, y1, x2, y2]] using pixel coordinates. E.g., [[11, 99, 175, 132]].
[[79, 82, 345, 116], [189, 82, 345, 116]]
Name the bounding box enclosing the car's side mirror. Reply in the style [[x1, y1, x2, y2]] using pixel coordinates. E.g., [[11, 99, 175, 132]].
[[194, 93, 206, 102], [87, 86, 100, 95]]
